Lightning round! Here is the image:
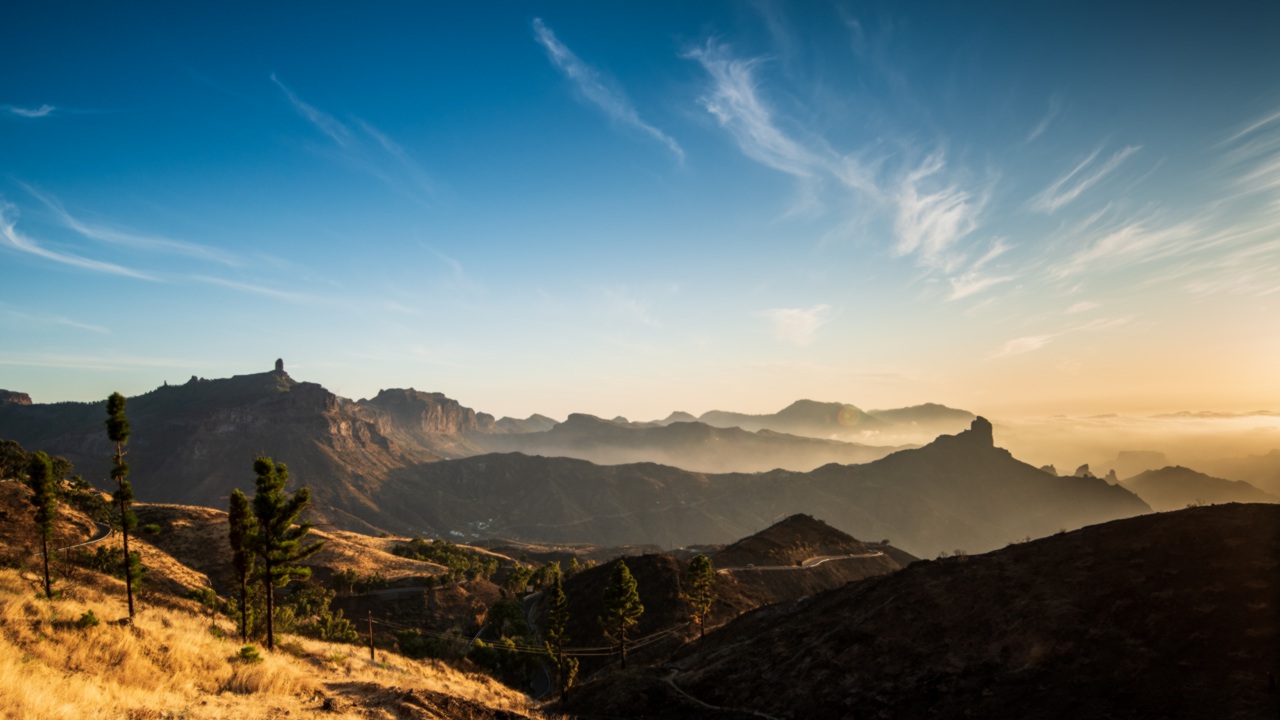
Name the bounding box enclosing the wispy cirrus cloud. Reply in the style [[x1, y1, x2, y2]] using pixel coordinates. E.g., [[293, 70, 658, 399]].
[[989, 317, 1129, 359], [189, 275, 327, 305], [20, 183, 240, 266], [533, 18, 684, 162], [685, 40, 821, 177], [1055, 219, 1200, 278], [0, 202, 155, 280], [893, 153, 986, 271], [948, 271, 1012, 301], [1025, 95, 1061, 144], [4, 104, 57, 118], [760, 304, 831, 346], [686, 39, 1003, 298], [1032, 145, 1141, 213], [272, 75, 435, 203], [0, 302, 109, 335]]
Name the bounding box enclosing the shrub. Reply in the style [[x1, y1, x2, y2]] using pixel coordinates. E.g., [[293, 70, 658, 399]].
[[76, 610, 100, 629], [140, 523, 163, 535], [237, 645, 263, 664]]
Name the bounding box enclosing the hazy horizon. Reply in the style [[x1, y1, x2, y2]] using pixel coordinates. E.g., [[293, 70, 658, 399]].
[[3, 2, 1278, 424]]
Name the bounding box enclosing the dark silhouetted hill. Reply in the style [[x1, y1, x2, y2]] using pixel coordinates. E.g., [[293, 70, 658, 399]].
[[563, 504, 1280, 720]]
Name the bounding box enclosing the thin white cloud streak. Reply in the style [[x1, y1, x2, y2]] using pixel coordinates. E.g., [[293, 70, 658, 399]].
[[1065, 301, 1098, 314], [0, 303, 109, 334], [948, 272, 1012, 301], [0, 352, 193, 372], [0, 203, 155, 280], [272, 75, 434, 203], [189, 275, 324, 305], [686, 40, 820, 177], [1221, 107, 1280, 146], [533, 18, 684, 162], [20, 184, 240, 266], [990, 334, 1054, 359], [1025, 96, 1061, 143], [5, 104, 56, 118], [988, 316, 1128, 359], [271, 74, 352, 148], [1032, 145, 1141, 213], [760, 304, 830, 346], [1055, 220, 1200, 278]]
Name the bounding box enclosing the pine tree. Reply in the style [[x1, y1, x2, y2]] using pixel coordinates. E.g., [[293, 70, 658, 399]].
[[250, 456, 324, 651], [227, 488, 257, 642], [27, 451, 57, 599], [544, 573, 578, 702], [683, 554, 716, 638], [105, 391, 141, 619], [599, 559, 643, 669]]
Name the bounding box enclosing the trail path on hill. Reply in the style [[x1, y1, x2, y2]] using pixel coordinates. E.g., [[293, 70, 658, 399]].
[[716, 550, 884, 574], [57, 521, 112, 551], [661, 668, 783, 720]]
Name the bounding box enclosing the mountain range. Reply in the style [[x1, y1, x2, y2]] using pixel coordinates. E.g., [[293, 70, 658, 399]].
[[0, 363, 1146, 557]]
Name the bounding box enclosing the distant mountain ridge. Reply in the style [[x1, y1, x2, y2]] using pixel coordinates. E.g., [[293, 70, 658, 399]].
[[694, 399, 974, 440], [0, 364, 1142, 556], [1121, 465, 1279, 511], [473, 413, 910, 473]]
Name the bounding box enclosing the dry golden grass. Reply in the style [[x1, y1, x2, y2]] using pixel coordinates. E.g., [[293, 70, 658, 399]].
[[0, 567, 545, 719]]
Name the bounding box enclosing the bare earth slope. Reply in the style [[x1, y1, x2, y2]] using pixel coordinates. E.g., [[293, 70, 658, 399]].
[[564, 503, 1279, 720]]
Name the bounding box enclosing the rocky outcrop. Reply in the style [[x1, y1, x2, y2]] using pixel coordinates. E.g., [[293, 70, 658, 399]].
[[0, 390, 32, 406], [361, 388, 494, 435]]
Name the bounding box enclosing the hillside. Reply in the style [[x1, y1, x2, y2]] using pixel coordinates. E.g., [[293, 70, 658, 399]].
[[563, 504, 1280, 720], [1121, 465, 1280, 511], [474, 413, 907, 473]]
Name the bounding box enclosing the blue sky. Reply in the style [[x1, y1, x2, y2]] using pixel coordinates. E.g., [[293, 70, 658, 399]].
[[2, 1, 1279, 421]]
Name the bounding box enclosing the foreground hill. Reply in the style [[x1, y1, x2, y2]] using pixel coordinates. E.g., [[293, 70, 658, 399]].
[[378, 418, 1148, 557], [542, 517, 904, 679], [1121, 465, 1280, 511], [564, 504, 1280, 720], [473, 413, 907, 473]]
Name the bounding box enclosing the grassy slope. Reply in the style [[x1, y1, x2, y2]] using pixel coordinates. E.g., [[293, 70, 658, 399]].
[[0, 567, 543, 719]]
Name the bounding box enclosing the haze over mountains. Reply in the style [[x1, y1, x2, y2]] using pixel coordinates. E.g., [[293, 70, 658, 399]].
[[0, 363, 1156, 558]]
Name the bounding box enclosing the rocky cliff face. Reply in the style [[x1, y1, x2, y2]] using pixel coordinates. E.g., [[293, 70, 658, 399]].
[[361, 388, 495, 435], [0, 390, 32, 406]]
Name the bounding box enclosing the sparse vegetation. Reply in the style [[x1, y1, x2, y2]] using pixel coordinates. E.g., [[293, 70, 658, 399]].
[[392, 537, 499, 583], [0, 565, 545, 718]]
